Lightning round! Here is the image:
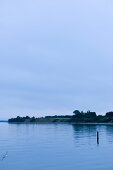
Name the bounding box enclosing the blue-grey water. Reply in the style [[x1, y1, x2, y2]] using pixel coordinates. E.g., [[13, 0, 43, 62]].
[[0, 123, 113, 170]]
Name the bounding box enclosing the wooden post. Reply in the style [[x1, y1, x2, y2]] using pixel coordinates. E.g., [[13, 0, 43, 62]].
[[97, 131, 99, 144]]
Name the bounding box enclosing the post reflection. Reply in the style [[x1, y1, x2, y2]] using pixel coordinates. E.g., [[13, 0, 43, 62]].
[[72, 124, 113, 145], [72, 124, 99, 145]]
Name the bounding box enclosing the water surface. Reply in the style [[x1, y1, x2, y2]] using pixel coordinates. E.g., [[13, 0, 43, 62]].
[[0, 123, 113, 170]]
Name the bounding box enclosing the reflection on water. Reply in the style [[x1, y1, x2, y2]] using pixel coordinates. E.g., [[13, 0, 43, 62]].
[[0, 123, 113, 170], [105, 125, 113, 143], [72, 124, 97, 144], [72, 124, 113, 145]]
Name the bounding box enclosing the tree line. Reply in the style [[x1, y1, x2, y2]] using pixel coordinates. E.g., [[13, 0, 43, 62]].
[[8, 110, 113, 123]]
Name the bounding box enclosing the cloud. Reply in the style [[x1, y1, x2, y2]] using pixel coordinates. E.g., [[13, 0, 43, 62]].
[[0, 0, 113, 118]]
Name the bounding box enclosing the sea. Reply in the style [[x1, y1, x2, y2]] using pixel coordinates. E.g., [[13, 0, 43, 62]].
[[0, 122, 113, 170]]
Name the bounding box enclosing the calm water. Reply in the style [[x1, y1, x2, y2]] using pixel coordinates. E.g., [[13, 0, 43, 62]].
[[0, 123, 113, 170]]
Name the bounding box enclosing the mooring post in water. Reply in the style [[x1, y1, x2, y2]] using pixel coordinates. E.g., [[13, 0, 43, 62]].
[[97, 131, 99, 144]]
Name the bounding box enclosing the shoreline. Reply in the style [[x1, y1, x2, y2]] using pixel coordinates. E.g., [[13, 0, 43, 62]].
[[7, 122, 113, 125]]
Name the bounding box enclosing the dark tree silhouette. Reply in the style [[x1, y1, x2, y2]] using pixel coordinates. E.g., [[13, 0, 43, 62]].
[[106, 112, 113, 117], [84, 110, 97, 118], [73, 110, 84, 118]]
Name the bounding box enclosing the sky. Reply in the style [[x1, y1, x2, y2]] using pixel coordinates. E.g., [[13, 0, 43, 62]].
[[0, 0, 113, 119]]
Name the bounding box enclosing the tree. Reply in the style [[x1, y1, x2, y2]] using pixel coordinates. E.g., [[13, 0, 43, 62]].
[[73, 110, 84, 118], [84, 110, 96, 118], [106, 112, 113, 117]]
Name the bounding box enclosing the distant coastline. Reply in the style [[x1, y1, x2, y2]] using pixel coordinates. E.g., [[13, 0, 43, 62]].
[[8, 110, 113, 123], [0, 120, 8, 122]]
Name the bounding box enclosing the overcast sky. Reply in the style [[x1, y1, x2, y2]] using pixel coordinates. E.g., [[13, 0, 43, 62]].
[[0, 0, 113, 119]]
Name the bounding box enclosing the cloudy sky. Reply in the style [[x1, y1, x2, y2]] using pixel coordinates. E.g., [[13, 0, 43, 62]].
[[0, 0, 113, 119]]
